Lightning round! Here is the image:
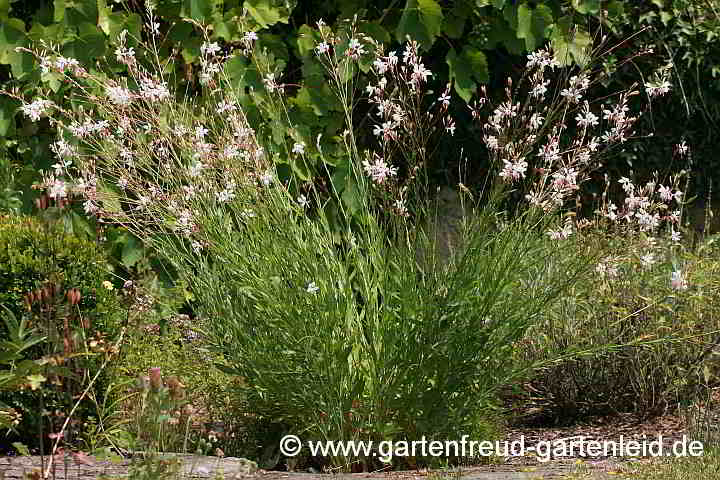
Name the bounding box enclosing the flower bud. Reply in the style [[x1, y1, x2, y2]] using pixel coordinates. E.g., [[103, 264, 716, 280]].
[[149, 367, 163, 391]]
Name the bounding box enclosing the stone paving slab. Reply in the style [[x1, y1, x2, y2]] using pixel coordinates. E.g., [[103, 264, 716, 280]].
[[0, 455, 629, 480]]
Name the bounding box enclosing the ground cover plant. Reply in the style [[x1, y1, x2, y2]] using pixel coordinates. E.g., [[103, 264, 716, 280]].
[[3, 2, 720, 478]]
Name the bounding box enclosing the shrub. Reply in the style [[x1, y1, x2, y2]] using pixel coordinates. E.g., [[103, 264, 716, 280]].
[[0, 212, 125, 450]]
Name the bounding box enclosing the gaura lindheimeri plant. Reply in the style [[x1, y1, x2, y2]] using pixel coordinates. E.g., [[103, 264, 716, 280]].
[[6, 7, 680, 468]]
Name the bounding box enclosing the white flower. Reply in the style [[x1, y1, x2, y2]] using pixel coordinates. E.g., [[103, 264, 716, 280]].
[[676, 141, 689, 157], [115, 46, 135, 65], [373, 121, 396, 139], [106, 85, 133, 106], [51, 139, 76, 159], [547, 222, 573, 240], [499, 158, 528, 183], [223, 144, 240, 158], [306, 282, 319, 294], [645, 80, 672, 98], [292, 142, 305, 155], [438, 92, 451, 108], [485, 136, 499, 150], [671, 229, 682, 243], [315, 42, 330, 55], [658, 185, 672, 202], [243, 31, 258, 43], [297, 194, 309, 208], [201, 42, 221, 57], [529, 113, 544, 130], [216, 100, 237, 114], [346, 38, 366, 60], [526, 49, 558, 70], [188, 161, 205, 177], [21, 99, 54, 122], [362, 156, 398, 184], [49, 179, 67, 200], [575, 103, 599, 128], [530, 78, 550, 98], [411, 63, 432, 86], [373, 58, 388, 74], [394, 199, 408, 216], [640, 253, 655, 268], [138, 77, 170, 102], [670, 270, 688, 290], [83, 200, 99, 215], [259, 171, 273, 186], [195, 125, 209, 139], [596, 259, 619, 278], [216, 188, 235, 203], [264, 73, 280, 92]]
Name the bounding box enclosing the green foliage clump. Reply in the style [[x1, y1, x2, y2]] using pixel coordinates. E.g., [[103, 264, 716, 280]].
[[0, 213, 124, 450], [516, 231, 720, 424], [0, 214, 121, 328]]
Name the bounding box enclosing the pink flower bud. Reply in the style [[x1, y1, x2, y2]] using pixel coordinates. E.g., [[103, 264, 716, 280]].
[[149, 367, 163, 391]]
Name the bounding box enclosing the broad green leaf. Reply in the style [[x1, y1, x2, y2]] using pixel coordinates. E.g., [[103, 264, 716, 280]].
[[446, 46, 488, 102], [244, 0, 292, 28], [291, 156, 311, 181], [62, 22, 107, 64], [443, 3, 469, 39], [0, 96, 18, 137], [517, 4, 534, 50], [517, 3, 553, 51], [40, 71, 64, 93], [110, 12, 142, 45], [3, 49, 33, 79], [396, 0, 444, 49], [54, 0, 66, 22], [121, 235, 144, 269], [550, 17, 591, 67], [212, 11, 234, 40], [66, 0, 99, 24], [258, 33, 289, 68], [0, 0, 9, 17], [605, 0, 624, 18], [296, 24, 319, 57], [359, 22, 391, 44], [28, 22, 66, 44], [572, 0, 600, 14], [98, 182, 122, 214], [182, 0, 213, 21], [97, 0, 110, 34], [294, 85, 339, 117], [0, 17, 26, 64]]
